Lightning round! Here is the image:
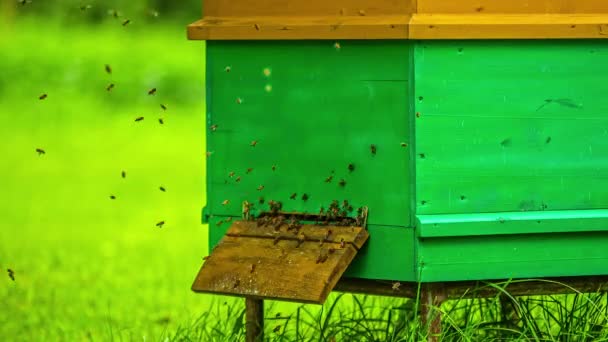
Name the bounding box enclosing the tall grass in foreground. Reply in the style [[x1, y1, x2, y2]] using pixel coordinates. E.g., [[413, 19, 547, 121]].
[[166, 280, 608, 341]]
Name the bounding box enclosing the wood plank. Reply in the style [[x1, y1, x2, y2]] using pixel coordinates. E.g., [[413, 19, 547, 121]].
[[188, 16, 410, 40], [192, 224, 369, 304], [417, 0, 608, 14], [204, 0, 415, 17], [409, 14, 608, 39]]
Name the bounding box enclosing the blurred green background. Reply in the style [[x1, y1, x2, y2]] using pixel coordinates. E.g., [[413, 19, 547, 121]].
[[0, 1, 214, 340]]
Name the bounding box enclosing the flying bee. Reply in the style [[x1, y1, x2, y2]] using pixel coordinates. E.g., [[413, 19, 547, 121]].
[[258, 197, 265, 204], [236, 98, 243, 104], [233, 279, 240, 289], [158, 118, 164, 125], [106, 83, 115, 92], [110, 195, 116, 200], [80, 4, 92, 11], [7, 269, 15, 281], [392, 282, 402, 291], [290, 193, 297, 200], [206, 151, 213, 158], [122, 19, 131, 26], [109, 9, 120, 18], [358, 9, 366, 16], [222, 200, 230, 206], [160, 104, 167, 111], [225, 217, 232, 223], [334, 42, 341, 50], [275, 313, 281, 318], [325, 175, 333, 183], [339, 179, 346, 187], [159, 186, 166, 192], [18, 0, 32, 5], [246, 168, 253, 174], [156, 221, 165, 228], [249, 264, 256, 273], [35, 148, 45, 156], [348, 163, 355, 172], [271, 165, 277, 171], [250, 140, 258, 147], [370, 144, 377, 155], [104, 64, 112, 74], [228, 171, 235, 178], [225, 66, 231, 73], [235, 176, 241, 183], [148, 88, 157, 95], [216, 220, 224, 227], [257, 185, 264, 191], [210, 124, 218, 131], [401, 142, 408, 148], [39, 93, 48, 100], [121, 170, 126, 179], [135, 116, 144, 122], [273, 325, 281, 333], [301, 194, 309, 201]]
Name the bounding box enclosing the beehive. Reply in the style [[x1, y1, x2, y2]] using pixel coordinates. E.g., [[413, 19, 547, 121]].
[[189, 0, 608, 296]]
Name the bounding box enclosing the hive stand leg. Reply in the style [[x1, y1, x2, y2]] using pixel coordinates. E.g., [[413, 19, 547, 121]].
[[245, 297, 264, 342], [420, 283, 447, 342]]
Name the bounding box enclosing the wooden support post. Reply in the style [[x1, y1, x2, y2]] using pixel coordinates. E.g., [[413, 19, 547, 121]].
[[420, 283, 447, 342], [245, 297, 264, 342]]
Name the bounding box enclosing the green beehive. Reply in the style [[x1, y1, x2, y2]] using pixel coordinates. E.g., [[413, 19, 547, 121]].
[[189, 0, 608, 300]]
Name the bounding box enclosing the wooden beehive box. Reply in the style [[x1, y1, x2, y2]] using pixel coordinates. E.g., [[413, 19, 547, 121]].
[[189, 0, 608, 301]]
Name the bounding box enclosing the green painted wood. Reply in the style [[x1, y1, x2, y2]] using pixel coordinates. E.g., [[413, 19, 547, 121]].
[[415, 40, 608, 215], [206, 41, 412, 227], [418, 232, 608, 282], [418, 209, 608, 238]]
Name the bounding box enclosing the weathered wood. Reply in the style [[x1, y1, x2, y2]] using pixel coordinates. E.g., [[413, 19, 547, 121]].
[[245, 298, 264, 342], [192, 222, 369, 304]]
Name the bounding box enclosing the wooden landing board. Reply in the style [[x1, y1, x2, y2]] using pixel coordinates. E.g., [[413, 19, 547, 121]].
[[192, 221, 369, 304]]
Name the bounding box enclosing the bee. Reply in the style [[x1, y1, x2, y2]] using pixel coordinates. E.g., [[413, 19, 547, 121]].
[[319, 238, 324, 247], [325, 229, 332, 240], [254, 23, 260, 31], [148, 88, 157, 95], [105, 64, 112, 74], [273, 325, 281, 333], [159, 186, 166, 192], [225, 217, 232, 223], [358, 9, 366, 16], [80, 4, 92, 11], [296, 232, 306, 248], [210, 124, 218, 131], [35, 148, 46, 156], [233, 279, 240, 289], [235, 176, 241, 183], [121, 171, 126, 178], [340, 238, 345, 249], [258, 197, 265, 204], [348, 163, 355, 172], [158, 118, 164, 125], [401, 142, 408, 148], [109, 9, 120, 18], [206, 151, 213, 158], [334, 42, 341, 50], [156, 221, 165, 228], [249, 264, 256, 273], [228, 171, 235, 178], [236, 98, 243, 104], [148, 9, 159, 18], [225, 66, 231, 73], [325, 175, 333, 183], [339, 179, 346, 187], [301, 194, 309, 201], [316, 249, 329, 264], [216, 220, 223, 227], [222, 200, 230, 206], [7, 269, 15, 281], [290, 193, 297, 200], [18, 0, 32, 5], [370, 144, 377, 155], [275, 313, 281, 318], [135, 116, 144, 122], [39, 93, 48, 100], [122, 19, 131, 26], [110, 195, 116, 200], [271, 165, 277, 171], [250, 140, 258, 147], [246, 168, 253, 174], [203, 256, 209, 261], [160, 104, 167, 111], [257, 185, 264, 191], [106, 83, 115, 92], [328, 248, 336, 254], [392, 282, 402, 291]]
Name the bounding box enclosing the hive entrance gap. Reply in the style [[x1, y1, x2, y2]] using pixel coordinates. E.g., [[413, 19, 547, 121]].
[[192, 213, 369, 304]]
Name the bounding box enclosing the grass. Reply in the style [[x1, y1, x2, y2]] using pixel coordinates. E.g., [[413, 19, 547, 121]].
[[1, 16, 608, 342]]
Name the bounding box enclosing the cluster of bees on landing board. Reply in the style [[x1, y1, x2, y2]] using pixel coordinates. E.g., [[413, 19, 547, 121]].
[[19, 3, 167, 283]]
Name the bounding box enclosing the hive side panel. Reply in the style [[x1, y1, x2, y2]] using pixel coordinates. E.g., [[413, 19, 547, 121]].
[[415, 40, 608, 215]]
